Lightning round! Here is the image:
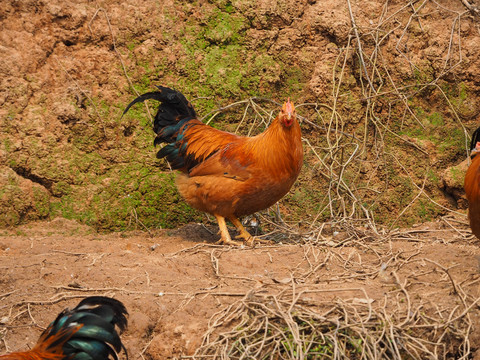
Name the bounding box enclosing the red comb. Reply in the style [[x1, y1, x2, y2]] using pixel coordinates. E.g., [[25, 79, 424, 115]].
[[283, 98, 294, 113]]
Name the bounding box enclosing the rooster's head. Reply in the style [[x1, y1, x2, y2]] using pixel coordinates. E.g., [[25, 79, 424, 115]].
[[279, 99, 296, 127]]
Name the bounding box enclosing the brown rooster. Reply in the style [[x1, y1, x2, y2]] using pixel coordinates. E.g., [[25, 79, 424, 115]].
[[123, 86, 303, 245], [0, 297, 128, 360], [465, 126, 480, 239]]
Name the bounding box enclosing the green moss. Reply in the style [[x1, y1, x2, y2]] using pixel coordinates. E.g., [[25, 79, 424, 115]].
[[3, 138, 11, 152], [254, 54, 281, 85], [443, 81, 468, 105], [412, 64, 435, 85], [398, 107, 464, 162], [440, 81, 476, 119], [6, 158, 17, 172], [0, 186, 22, 226], [223, 0, 235, 13], [427, 112, 444, 126], [90, 167, 201, 230], [126, 39, 140, 52], [71, 127, 103, 152], [50, 194, 95, 224], [51, 181, 73, 197], [438, 128, 463, 154], [413, 198, 436, 222], [153, 4, 295, 101], [78, 152, 107, 175], [427, 169, 439, 185], [204, 10, 246, 45], [204, 45, 247, 96], [32, 186, 50, 218], [284, 66, 307, 95], [50, 162, 202, 231], [448, 166, 463, 185], [0, 174, 52, 226]]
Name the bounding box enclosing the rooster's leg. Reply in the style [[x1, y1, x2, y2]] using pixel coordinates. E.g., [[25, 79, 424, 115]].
[[214, 215, 243, 246], [228, 216, 254, 245], [229, 216, 272, 246]]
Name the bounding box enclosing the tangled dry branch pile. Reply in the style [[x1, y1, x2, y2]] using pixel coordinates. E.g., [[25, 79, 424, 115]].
[[191, 287, 475, 359], [183, 236, 478, 359], [303, 0, 472, 229]]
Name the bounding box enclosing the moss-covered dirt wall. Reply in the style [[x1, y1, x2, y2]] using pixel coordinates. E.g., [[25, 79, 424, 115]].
[[1, 0, 479, 231]]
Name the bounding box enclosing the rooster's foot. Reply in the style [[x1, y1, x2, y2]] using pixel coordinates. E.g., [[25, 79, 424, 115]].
[[215, 237, 244, 246], [235, 233, 272, 247]]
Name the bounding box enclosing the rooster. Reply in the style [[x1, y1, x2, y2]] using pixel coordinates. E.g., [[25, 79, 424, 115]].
[[0, 296, 128, 360], [465, 126, 480, 239], [123, 86, 303, 245]]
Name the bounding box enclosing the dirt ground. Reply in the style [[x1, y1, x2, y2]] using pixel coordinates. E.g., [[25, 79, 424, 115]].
[[1, 217, 480, 358]]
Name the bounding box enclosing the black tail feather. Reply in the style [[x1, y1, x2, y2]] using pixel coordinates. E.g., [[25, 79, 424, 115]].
[[123, 86, 199, 170], [122, 86, 196, 126], [75, 296, 128, 332], [44, 296, 128, 360], [153, 85, 196, 120], [121, 92, 165, 118]]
